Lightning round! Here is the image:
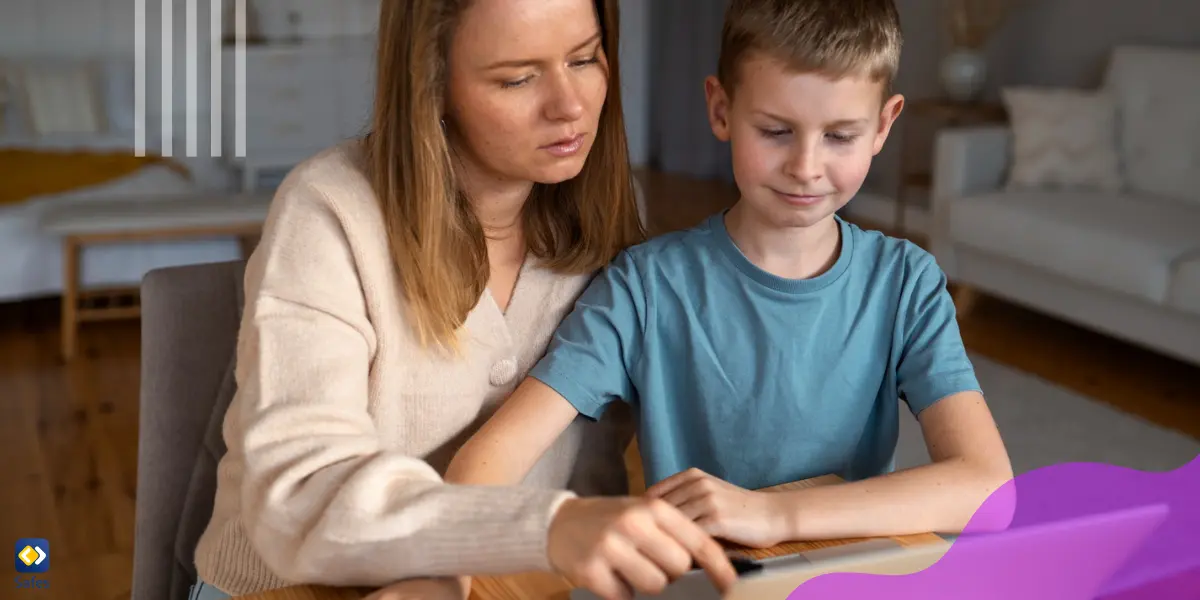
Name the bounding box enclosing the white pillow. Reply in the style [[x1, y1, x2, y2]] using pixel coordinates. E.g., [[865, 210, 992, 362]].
[[16, 60, 106, 136], [1001, 87, 1124, 192], [1104, 46, 1200, 205], [100, 58, 136, 135]]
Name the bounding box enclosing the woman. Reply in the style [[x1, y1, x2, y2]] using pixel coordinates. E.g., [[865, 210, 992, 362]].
[[189, 1, 736, 599]]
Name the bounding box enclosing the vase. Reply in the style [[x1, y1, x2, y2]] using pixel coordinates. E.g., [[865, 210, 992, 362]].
[[940, 48, 988, 102]]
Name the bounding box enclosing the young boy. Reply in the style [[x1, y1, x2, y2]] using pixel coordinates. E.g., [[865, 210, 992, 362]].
[[448, 0, 1012, 554]]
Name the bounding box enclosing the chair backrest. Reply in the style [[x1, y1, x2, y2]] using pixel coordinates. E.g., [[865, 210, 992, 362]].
[[132, 260, 246, 600]]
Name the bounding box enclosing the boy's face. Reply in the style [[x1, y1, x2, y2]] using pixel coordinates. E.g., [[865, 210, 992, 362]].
[[705, 53, 904, 231]]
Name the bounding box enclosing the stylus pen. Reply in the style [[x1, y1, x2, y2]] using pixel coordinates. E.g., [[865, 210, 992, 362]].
[[690, 556, 764, 576]]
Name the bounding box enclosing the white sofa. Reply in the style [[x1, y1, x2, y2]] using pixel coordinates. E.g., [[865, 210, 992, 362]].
[[930, 46, 1200, 366]]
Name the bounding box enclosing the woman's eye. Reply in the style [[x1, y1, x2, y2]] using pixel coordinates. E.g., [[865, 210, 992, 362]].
[[501, 77, 532, 89], [570, 56, 600, 68]]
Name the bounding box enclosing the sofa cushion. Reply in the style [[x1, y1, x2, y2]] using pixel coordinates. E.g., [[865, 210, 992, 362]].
[[1168, 254, 1200, 318], [1000, 86, 1124, 192], [951, 191, 1200, 305], [1104, 46, 1200, 205]]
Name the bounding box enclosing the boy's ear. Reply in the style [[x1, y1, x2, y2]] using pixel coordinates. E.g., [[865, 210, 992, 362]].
[[872, 93, 905, 155], [705, 76, 732, 142]]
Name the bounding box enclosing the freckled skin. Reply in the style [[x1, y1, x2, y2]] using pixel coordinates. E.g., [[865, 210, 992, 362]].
[[445, 0, 610, 186]]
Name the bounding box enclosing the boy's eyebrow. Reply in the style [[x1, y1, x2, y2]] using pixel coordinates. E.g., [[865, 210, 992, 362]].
[[484, 33, 602, 70], [754, 111, 869, 128]]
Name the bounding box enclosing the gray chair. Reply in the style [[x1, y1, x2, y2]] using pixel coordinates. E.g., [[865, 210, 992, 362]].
[[132, 260, 246, 600]]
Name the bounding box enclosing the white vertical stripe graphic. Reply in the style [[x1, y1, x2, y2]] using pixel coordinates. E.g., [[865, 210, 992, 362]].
[[211, 0, 223, 157], [236, 0, 246, 157], [161, 0, 173, 157], [135, 0, 146, 156], [186, 0, 197, 157]]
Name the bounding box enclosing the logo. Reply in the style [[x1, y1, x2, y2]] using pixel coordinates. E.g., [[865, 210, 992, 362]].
[[14, 540, 48, 574], [135, 0, 253, 158]]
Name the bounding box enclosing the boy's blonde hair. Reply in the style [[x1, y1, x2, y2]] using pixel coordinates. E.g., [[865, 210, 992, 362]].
[[717, 0, 903, 98]]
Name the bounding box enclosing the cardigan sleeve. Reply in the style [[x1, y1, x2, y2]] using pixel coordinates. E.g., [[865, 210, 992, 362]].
[[232, 176, 574, 587]]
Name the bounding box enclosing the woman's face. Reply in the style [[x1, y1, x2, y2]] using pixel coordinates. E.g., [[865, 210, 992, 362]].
[[445, 0, 609, 187]]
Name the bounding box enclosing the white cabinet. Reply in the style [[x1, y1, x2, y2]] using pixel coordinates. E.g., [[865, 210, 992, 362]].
[[221, 37, 375, 190]]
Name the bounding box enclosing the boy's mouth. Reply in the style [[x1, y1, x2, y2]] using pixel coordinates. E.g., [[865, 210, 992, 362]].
[[772, 188, 829, 206]]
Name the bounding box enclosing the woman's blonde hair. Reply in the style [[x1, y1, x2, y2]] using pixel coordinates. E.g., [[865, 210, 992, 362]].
[[366, 0, 644, 352]]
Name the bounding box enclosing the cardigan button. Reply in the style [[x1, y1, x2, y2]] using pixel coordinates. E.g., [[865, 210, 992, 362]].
[[489, 357, 518, 386]]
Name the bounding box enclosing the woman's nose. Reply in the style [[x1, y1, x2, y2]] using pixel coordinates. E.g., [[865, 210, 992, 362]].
[[544, 71, 585, 122]]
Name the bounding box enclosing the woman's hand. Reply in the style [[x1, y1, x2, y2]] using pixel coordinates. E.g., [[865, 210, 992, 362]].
[[547, 496, 738, 600], [362, 576, 470, 600], [646, 468, 787, 549]]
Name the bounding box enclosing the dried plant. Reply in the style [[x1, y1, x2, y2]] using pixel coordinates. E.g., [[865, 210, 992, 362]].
[[942, 0, 1025, 49]]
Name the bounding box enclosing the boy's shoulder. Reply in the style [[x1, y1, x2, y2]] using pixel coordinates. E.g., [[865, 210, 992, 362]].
[[618, 214, 725, 267], [843, 218, 944, 282]]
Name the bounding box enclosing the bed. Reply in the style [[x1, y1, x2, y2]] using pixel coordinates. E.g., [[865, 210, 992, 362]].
[[0, 148, 244, 303]]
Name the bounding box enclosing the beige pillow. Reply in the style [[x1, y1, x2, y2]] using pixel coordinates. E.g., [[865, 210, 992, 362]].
[[1001, 87, 1124, 192]]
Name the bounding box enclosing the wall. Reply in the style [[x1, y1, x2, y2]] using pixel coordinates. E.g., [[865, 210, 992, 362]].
[[619, 0, 650, 167], [853, 0, 1200, 231], [0, 0, 375, 187], [1, 0, 654, 172]]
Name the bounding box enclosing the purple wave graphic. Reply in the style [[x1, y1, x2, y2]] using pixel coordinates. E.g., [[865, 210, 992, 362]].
[[786, 454, 1200, 600]]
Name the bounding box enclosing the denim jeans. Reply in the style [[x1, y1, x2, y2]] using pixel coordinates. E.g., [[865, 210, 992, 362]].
[[188, 579, 232, 600]]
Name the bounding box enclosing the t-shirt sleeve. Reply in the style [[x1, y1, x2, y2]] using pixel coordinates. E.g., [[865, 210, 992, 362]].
[[528, 250, 648, 420], [896, 252, 983, 416]]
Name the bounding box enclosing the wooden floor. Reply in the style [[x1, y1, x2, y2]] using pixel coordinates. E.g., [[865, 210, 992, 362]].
[[1, 169, 1197, 600]]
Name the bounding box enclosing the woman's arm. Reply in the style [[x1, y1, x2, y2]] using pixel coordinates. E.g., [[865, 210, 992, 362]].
[[445, 377, 583, 485], [233, 179, 575, 588]]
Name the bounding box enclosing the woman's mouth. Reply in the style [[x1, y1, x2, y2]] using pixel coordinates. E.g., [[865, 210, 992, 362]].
[[541, 134, 586, 158]]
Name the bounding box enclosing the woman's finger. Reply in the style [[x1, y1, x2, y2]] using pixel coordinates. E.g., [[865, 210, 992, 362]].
[[627, 521, 696, 581], [647, 500, 738, 592], [574, 561, 633, 600], [605, 535, 671, 597]]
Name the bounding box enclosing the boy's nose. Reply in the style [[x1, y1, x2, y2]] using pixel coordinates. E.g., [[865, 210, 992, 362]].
[[783, 148, 822, 183]]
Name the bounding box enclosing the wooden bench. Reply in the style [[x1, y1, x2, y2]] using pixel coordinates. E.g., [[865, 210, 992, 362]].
[[39, 192, 273, 360]]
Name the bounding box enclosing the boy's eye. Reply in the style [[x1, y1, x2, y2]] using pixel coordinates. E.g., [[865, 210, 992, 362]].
[[758, 127, 790, 138], [827, 132, 859, 144]]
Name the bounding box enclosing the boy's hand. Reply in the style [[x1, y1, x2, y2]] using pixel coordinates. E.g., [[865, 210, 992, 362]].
[[363, 576, 469, 600], [547, 496, 738, 600], [645, 468, 787, 549]]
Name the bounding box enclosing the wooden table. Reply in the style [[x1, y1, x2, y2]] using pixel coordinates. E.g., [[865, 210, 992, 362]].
[[236, 475, 945, 600]]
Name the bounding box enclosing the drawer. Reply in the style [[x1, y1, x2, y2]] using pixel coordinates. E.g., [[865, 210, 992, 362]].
[[242, 112, 342, 151], [244, 80, 338, 118], [225, 48, 335, 91]]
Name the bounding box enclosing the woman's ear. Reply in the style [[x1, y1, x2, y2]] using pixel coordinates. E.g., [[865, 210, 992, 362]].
[[705, 76, 732, 142]]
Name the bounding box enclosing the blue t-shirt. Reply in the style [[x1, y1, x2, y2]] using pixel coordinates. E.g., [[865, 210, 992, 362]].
[[528, 212, 981, 490]]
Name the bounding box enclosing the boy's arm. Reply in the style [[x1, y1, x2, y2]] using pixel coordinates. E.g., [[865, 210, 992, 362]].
[[448, 249, 650, 486], [445, 377, 581, 486], [769, 255, 1013, 538], [650, 253, 1013, 545], [755, 390, 1012, 541]]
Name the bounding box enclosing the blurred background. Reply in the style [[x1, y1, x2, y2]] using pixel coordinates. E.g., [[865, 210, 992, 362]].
[[0, 1, 1197, 599]]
